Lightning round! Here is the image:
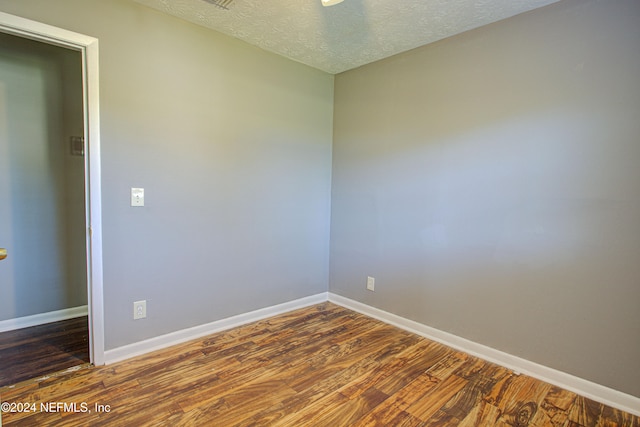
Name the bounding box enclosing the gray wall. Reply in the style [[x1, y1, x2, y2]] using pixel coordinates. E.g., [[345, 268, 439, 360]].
[[0, 33, 86, 320], [2, 0, 638, 400], [331, 0, 640, 397], [0, 0, 334, 349]]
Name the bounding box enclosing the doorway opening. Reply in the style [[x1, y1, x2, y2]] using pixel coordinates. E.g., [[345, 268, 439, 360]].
[[0, 12, 103, 386]]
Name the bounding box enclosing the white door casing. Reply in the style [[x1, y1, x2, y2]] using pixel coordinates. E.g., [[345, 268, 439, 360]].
[[0, 11, 104, 366]]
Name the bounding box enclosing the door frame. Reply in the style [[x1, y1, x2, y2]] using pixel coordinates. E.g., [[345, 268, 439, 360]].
[[0, 12, 104, 365]]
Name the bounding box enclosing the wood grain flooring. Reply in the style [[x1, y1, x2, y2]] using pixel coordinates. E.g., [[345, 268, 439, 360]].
[[0, 303, 637, 426], [0, 316, 89, 387]]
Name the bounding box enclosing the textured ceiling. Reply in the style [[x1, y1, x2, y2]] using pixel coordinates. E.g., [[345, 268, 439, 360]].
[[132, 0, 562, 74]]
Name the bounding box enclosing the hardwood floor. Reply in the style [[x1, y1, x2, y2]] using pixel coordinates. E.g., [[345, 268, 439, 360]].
[[0, 316, 89, 388], [0, 303, 637, 426]]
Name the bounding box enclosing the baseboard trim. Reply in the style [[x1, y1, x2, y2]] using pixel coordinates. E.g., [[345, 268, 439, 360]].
[[100, 291, 639, 415], [104, 292, 328, 365], [0, 305, 89, 333], [328, 292, 640, 417]]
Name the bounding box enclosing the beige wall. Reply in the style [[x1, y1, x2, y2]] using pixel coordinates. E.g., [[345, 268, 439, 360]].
[[331, 0, 640, 397], [0, 0, 334, 350]]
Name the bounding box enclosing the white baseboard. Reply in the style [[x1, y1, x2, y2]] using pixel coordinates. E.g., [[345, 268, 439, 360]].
[[0, 305, 89, 333], [100, 291, 639, 416], [104, 292, 328, 365], [328, 292, 640, 417]]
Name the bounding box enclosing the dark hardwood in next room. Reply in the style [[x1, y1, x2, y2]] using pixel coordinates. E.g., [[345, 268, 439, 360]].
[[0, 316, 89, 388]]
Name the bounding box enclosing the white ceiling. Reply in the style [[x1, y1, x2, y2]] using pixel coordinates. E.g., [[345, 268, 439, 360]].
[[133, 0, 562, 74]]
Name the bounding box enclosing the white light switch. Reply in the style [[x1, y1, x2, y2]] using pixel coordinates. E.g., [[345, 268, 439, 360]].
[[131, 188, 144, 207]]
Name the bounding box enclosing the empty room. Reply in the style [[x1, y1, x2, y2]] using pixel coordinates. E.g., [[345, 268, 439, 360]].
[[0, 0, 638, 425]]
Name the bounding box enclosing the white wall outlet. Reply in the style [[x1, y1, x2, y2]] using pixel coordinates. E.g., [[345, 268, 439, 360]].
[[133, 300, 147, 319], [366, 276, 375, 291], [131, 187, 144, 207]]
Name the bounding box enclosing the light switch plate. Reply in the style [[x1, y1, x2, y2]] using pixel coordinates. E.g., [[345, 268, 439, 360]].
[[131, 188, 144, 207]]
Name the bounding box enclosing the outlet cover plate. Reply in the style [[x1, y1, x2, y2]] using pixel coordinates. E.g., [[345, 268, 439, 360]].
[[133, 300, 147, 319], [131, 188, 144, 207]]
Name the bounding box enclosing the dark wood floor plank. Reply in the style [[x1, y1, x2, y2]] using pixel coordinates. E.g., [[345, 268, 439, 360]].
[[421, 358, 512, 426], [541, 386, 579, 426], [1, 303, 637, 426], [0, 316, 89, 387], [239, 329, 420, 426], [407, 373, 468, 421], [372, 340, 454, 397], [352, 372, 441, 426]]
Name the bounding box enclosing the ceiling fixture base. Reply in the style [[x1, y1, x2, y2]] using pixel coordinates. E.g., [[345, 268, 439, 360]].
[[202, 0, 234, 10], [322, 0, 345, 7]]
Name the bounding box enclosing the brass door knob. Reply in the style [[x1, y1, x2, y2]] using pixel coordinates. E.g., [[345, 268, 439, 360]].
[[0, 248, 7, 260]]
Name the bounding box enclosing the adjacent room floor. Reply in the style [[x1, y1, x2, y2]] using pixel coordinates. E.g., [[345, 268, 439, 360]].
[[0, 316, 89, 388], [0, 305, 636, 426]]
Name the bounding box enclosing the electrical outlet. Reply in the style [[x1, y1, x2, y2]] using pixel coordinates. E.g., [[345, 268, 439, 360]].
[[366, 276, 375, 291], [133, 300, 146, 319], [131, 188, 144, 207]]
